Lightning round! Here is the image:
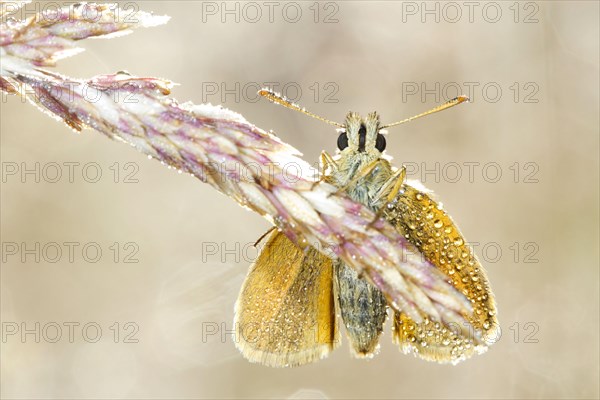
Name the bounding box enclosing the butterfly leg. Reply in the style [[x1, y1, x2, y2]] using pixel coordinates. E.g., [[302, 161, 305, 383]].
[[367, 166, 407, 229], [327, 158, 381, 198], [312, 151, 337, 189]]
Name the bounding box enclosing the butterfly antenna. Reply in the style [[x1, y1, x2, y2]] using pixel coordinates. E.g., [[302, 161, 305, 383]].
[[259, 88, 344, 128], [381, 95, 470, 129]]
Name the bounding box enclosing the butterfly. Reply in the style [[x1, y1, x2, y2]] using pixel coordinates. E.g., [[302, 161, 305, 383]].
[[233, 90, 498, 367]]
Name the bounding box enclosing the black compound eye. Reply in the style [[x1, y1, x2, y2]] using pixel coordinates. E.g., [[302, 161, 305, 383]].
[[337, 132, 349, 150], [375, 133, 386, 152]]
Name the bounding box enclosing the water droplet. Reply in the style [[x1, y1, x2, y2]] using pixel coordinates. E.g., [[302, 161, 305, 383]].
[[434, 220, 443, 229]]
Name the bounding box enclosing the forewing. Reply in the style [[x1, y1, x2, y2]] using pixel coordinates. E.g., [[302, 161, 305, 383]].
[[234, 230, 339, 367], [385, 182, 499, 364]]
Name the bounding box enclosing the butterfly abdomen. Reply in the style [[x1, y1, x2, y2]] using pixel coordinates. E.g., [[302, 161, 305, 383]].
[[334, 260, 387, 357]]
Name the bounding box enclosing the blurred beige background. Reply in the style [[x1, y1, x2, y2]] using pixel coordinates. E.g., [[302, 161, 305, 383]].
[[1, 1, 598, 399]]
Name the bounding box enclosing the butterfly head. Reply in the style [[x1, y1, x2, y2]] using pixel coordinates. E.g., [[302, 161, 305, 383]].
[[337, 112, 386, 154]]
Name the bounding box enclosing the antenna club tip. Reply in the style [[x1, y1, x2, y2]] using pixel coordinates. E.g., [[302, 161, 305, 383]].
[[258, 88, 274, 96], [457, 95, 470, 103]]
